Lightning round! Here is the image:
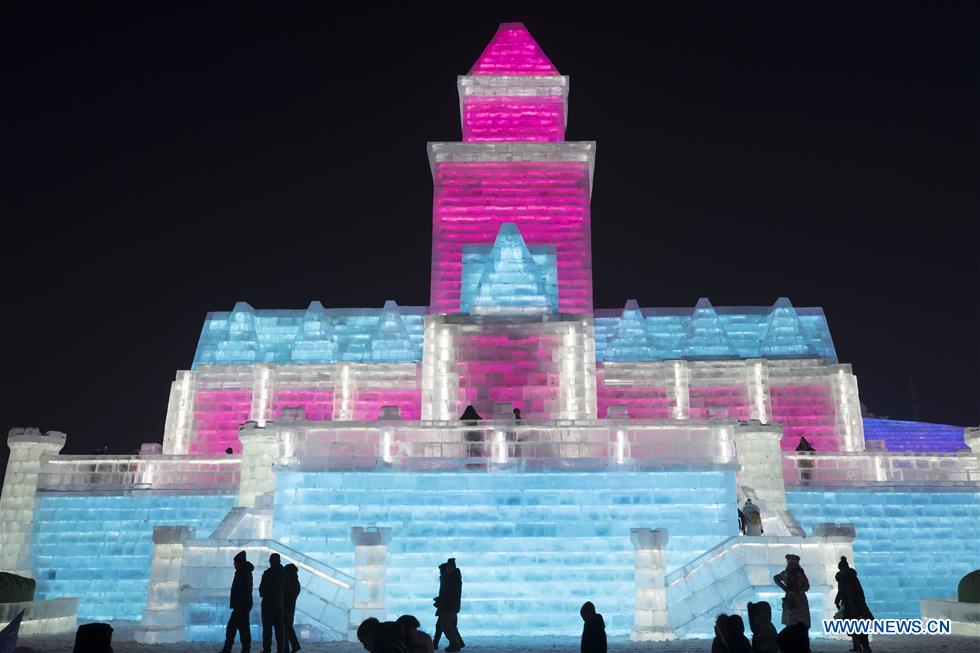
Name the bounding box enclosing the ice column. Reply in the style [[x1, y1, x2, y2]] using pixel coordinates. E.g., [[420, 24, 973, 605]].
[[134, 526, 196, 644], [350, 527, 391, 628], [162, 370, 196, 454], [666, 361, 690, 419], [744, 359, 771, 423], [558, 318, 598, 420], [734, 421, 787, 511], [421, 317, 459, 421], [238, 422, 278, 508], [250, 364, 277, 426], [830, 365, 865, 451], [630, 528, 675, 641], [334, 363, 355, 420], [0, 428, 66, 575], [810, 523, 856, 627]]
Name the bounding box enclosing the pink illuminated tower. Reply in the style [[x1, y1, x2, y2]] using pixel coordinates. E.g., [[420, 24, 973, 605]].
[[428, 23, 595, 313]]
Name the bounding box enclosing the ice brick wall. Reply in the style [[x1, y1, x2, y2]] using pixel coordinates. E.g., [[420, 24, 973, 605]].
[[272, 470, 736, 636], [430, 159, 593, 314], [862, 418, 967, 453], [30, 492, 234, 620], [787, 488, 980, 618]]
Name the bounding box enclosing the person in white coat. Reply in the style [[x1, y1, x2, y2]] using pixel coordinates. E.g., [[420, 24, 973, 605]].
[[742, 498, 763, 536]]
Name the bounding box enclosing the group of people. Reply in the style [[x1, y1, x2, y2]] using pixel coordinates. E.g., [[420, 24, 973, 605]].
[[712, 553, 873, 653], [220, 551, 302, 653]]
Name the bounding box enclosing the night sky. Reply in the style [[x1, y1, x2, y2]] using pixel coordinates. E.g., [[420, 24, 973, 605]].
[[2, 4, 978, 478]]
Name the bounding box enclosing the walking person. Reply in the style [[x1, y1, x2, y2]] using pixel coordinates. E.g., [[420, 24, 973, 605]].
[[432, 563, 447, 649], [283, 563, 302, 653], [579, 601, 606, 653], [836, 557, 873, 653], [259, 553, 288, 653], [774, 554, 810, 653], [220, 550, 253, 653], [460, 405, 483, 459], [796, 436, 816, 485], [434, 558, 464, 652]]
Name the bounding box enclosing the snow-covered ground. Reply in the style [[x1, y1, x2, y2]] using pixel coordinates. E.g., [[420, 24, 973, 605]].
[[9, 622, 979, 653]]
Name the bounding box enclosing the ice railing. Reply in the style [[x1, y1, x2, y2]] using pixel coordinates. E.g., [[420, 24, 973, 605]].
[[783, 451, 979, 487], [271, 419, 736, 471], [36, 455, 241, 492], [179, 539, 353, 640]]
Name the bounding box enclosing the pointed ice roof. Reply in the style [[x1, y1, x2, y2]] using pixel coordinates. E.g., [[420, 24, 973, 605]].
[[681, 298, 738, 358], [470, 223, 557, 314], [469, 23, 559, 76], [760, 297, 816, 358], [369, 300, 415, 361], [606, 300, 660, 360]]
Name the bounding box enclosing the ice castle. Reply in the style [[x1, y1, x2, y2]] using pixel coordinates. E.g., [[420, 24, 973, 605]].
[[2, 22, 978, 641]]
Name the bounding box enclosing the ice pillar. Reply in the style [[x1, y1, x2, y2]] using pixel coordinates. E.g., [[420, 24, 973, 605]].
[[810, 523, 857, 628], [350, 527, 391, 630], [667, 361, 690, 419], [249, 364, 277, 426], [964, 427, 980, 466], [745, 359, 771, 423], [421, 317, 459, 421], [830, 365, 864, 451], [162, 370, 196, 454], [334, 363, 355, 420], [134, 526, 196, 644], [734, 421, 787, 511], [238, 422, 277, 508], [630, 527, 674, 641], [0, 428, 66, 575]]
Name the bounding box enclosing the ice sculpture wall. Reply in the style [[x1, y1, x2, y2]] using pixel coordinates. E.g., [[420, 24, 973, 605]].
[[862, 418, 967, 453], [272, 469, 736, 636], [31, 493, 234, 620], [788, 489, 980, 618]]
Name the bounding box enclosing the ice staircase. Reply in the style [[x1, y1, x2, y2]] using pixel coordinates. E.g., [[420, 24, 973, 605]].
[[272, 469, 737, 636], [179, 538, 354, 641], [666, 534, 841, 638], [788, 487, 980, 618]]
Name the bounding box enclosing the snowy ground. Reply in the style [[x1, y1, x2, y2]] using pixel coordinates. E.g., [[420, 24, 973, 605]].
[[9, 622, 978, 653]]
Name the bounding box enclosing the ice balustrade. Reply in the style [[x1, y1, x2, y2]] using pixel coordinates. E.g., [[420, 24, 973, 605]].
[[178, 539, 354, 641], [783, 451, 979, 487], [788, 489, 980, 619], [273, 469, 737, 636], [665, 533, 851, 638], [862, 418, 968, 453], [594, 298, 837, 363], [0, 597, 78, 635], [36, 455, 241, 492], [30, 492, 235, 620], [272, 420, 736, 471]]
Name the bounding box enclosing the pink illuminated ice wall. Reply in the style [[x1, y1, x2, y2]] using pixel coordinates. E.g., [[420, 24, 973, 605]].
[[431, 23, 593, 313]]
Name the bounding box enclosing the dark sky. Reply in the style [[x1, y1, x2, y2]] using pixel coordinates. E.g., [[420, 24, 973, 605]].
[[2, 3, 978, 477]]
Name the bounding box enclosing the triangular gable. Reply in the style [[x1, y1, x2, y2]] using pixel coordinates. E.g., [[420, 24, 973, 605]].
[[681, 298, 739, 358], [469, 22, 559, 76], [760, 297, 816, 357]]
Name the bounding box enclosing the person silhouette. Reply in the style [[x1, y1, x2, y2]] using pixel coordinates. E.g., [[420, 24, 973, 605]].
[[579, 601, 606, 653], [259, 553, 287, 653], [220, 550, 253, 653], [460, 406, 483, 459], [283, 563, 301, 653], [435, 558, 464, 652], [742, 498, 763, 536], [775, 554, 811, 653]]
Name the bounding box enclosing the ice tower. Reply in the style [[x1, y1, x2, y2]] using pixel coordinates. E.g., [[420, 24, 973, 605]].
[[2, 22, 977, 643]]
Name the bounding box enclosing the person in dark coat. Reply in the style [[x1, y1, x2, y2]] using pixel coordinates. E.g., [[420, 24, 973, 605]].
[[746, 601, 779, 653], [432, 563, 447, 649], [840, 561, 873, 653], [711, 613, 729, 653], [434, 558, 464, 652], [460, 406, 482, 458], [796, 436, 816, 485], [724, 615, 752, 653], [283, 563, 301, 653], [357, 617, 408, 653], [220, 550, 253, 653], [259, 553, 287, 653], [396, 614, 434, 653], [579, 601, 606, 653]]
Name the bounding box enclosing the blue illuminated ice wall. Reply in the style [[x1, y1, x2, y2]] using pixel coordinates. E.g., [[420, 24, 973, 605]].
[[30, 492, 235, 620], [595, 297, 837, 362], [192, 301, 426, 367], [460, 223, 558, 314], [272, 469, 736, 636], [862, 418, 967, 453], [788, 488, 980, 618]]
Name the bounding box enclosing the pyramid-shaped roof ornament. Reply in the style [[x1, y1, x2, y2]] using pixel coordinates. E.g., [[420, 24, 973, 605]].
[[369, 300, 415, 361], [681, 298, 738, 358], [760, 297, 816, 358], [469, 22, 559, 76], [469, 223, 557, 314], [607, 300, 660, 360]]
